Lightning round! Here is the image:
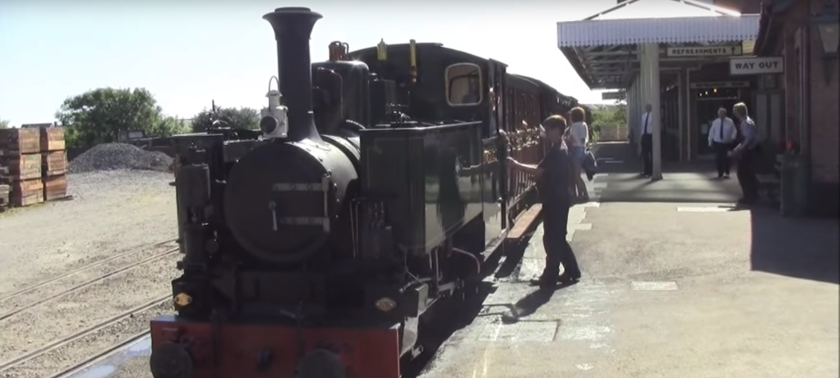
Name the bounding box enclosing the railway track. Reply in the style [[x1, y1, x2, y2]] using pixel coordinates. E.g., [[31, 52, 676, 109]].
[[0, 238, 177, 303], [46, 331, 151, 378], [0, 295, 169, 373], [0, 246, 179, 320]]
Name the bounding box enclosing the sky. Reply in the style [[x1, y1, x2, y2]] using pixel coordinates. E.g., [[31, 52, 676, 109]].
[[0, 0, 719, 126]]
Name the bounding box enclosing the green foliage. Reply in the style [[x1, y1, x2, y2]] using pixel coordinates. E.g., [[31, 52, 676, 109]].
[[191, 106, 260, 132], [54, 87, 185, 149], [591, 103, 627, 127], [0, 119, 8, 129], [152, 115, 192, 138]]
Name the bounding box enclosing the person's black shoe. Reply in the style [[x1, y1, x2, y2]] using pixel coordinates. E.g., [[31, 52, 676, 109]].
[[557, 273, 581, 284], [528, 278, 558, 290]]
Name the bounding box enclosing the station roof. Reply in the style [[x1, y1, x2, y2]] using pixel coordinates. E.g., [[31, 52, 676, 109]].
[[557, 0, 761, 90]]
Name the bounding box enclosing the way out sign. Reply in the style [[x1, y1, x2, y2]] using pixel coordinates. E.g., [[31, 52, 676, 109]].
[[729, 56, 784, 75]]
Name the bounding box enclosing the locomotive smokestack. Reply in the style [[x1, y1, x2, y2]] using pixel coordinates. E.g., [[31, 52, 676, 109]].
[[263, 7, 322, 142]]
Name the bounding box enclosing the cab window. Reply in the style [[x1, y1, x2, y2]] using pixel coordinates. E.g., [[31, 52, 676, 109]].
[[445, 63, 482, 107]]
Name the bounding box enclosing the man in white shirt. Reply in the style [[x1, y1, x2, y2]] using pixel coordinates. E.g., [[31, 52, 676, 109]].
[[707, 107, 737, 179], [639, 103, 653, 177]]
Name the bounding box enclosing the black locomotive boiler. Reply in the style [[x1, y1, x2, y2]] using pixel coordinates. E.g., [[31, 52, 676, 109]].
[[149, 7, 581, 378]]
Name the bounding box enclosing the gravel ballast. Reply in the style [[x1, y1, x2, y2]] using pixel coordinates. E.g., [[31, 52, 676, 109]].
[[69, 143, 173, 174], [0, 170, 177, 377]]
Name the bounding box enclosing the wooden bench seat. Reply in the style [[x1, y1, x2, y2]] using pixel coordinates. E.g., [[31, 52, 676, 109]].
[[506, 204, 542, 240]]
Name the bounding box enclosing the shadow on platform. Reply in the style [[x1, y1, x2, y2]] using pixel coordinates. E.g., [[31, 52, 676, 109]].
[[746, 206, 839, 285], [592, 142, 742, 203]]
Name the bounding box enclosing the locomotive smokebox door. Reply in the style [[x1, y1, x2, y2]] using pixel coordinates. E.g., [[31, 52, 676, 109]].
[[223, 141, 356, 264]]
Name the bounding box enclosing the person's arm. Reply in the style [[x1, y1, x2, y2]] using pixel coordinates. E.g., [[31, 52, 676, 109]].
[[507, 157, 543, 177], [727, 118, 737, 142], [583, 123, 590, 146], [708, 120, 715, 146]]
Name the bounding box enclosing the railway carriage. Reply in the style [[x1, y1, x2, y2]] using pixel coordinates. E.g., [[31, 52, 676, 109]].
[[149, 7, 580, 378]]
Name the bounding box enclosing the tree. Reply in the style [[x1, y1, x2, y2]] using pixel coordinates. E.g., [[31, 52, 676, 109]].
[[191, 106, 260, 133], [591, 103, 627, 127], [0, 119, 9, 129], [54, 87, 186, 149]]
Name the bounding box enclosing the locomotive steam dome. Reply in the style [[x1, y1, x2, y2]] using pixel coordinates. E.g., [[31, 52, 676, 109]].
[[224, 7, 358, 263]]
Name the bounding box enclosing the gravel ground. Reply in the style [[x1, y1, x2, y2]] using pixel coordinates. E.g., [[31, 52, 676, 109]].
[[0, 170, 177, 296], [0, 169, 178, 377], [2, 301, 172, 378]]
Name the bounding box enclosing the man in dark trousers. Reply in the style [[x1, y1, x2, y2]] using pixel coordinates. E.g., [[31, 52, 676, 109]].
[[507, 115, 581, 289], [729, 102, 760, 205], [707, 107, 737, 179], [640, 103, 653, 177]]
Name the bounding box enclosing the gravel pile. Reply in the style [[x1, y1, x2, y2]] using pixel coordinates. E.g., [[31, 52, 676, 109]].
[[69, 143, 173, 174]]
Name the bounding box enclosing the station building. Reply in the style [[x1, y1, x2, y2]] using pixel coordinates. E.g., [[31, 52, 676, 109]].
[[558, 0, 838, 216], [754, 0, 839, 216]]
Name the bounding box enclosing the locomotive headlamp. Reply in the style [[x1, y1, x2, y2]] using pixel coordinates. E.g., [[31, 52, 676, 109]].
[[261, 76, 289, 140], [375, 297, 397, 312], [174, 293, 192, 307]]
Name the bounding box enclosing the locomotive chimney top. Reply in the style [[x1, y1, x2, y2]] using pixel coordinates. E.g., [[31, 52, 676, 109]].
[[263, 7, 322, 142]]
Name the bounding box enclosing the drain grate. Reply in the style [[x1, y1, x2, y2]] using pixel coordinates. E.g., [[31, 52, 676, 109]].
[[631, 281, 679, 291], [676, 206, 731, 213]]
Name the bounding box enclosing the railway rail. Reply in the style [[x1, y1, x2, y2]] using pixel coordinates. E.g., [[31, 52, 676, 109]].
[[0, 238, 177, 303], [0, 246, 179, 320], [0, 295, 169, 373], [47, 331, 151, 378]]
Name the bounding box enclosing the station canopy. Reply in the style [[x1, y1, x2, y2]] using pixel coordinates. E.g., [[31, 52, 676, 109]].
[[558, 0, 760, 90]]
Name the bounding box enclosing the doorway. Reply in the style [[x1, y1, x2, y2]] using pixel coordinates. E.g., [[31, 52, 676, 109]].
[[693, 87, 743, 157]]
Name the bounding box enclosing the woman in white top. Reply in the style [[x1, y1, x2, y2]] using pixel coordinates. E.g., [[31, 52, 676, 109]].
[[565, 107, 590, 203]]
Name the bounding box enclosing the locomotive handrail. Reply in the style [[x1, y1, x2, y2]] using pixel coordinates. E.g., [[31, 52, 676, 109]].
[[358, 120, 482, 133]]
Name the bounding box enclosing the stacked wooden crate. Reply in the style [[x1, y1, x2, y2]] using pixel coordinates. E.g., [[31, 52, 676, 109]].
[[40, 127, 69, 201], [0, 128, 44, 207], [0, 167, 8, 211]]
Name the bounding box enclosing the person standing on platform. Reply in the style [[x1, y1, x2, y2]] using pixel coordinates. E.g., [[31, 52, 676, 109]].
[[729, 102, 760, 205], [507, 115, 581, 289], [707, 107, 738, 179], [567, 106, 590, 202], [639, 103, 653, 177]]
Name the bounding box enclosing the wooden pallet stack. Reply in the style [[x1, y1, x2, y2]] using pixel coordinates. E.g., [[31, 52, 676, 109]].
[[0, 128, 44, 207], [0, 169, 8, 212], [40, 127, 69, 201]]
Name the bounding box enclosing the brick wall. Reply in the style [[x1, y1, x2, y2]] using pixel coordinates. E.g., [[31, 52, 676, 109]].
[[808, 0, 840, 184], [766, 0, 839, 216]]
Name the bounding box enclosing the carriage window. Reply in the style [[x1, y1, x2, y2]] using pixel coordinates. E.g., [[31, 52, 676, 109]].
[[445, 63, 482, 106]]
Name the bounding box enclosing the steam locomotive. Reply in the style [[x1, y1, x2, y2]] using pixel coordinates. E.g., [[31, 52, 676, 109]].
[[149, 7, 581, 378]]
